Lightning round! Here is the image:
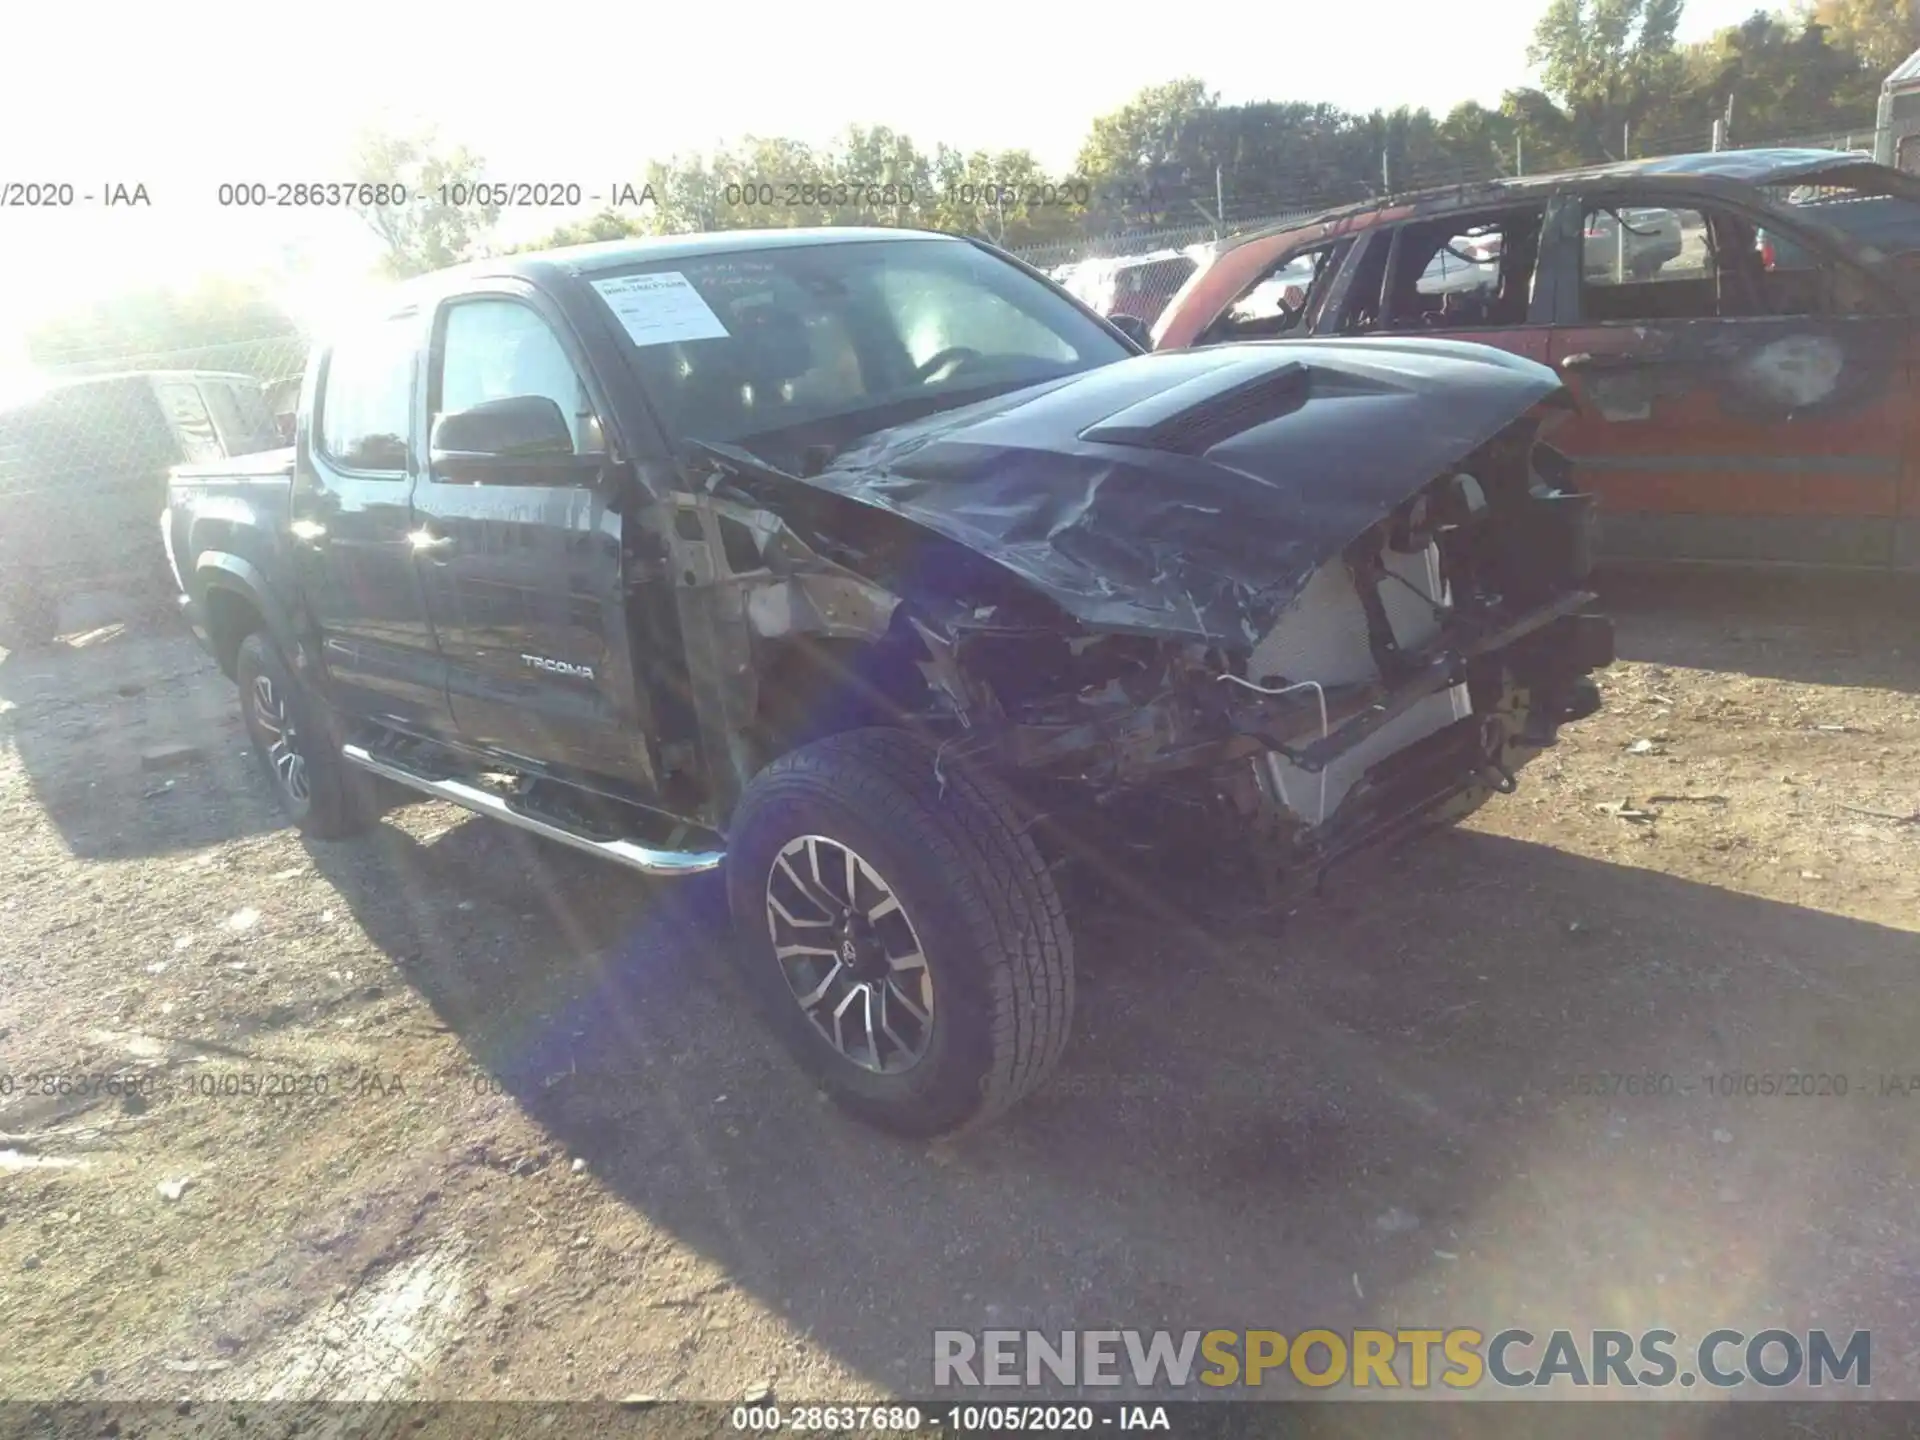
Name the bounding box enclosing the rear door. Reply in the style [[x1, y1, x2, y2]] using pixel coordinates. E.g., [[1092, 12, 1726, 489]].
[[1545, 190, 1909, 567], [293, 309, 453, 732], [412, 283, 644, 779]]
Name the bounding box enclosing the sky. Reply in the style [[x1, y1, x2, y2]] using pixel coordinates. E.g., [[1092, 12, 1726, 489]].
[[0, 0, 1800, 381]]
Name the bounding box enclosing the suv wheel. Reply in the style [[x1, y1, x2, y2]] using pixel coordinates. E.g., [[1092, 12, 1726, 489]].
[[236, 632, 377, 840], [726, 728, 1074, 1136]]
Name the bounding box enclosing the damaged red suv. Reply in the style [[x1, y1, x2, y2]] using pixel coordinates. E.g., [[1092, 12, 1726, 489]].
[[1154, 149, 1920, 571]]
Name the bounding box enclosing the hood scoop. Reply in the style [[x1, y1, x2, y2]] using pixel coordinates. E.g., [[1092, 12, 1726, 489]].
[[1080, 358, 1317, 456]]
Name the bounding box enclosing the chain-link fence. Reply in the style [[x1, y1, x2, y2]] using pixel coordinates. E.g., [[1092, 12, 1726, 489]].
[[1, 335, 308, 646]]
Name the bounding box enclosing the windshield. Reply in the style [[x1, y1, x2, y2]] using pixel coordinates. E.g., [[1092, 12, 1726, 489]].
[[588, 237, 1129, 447]]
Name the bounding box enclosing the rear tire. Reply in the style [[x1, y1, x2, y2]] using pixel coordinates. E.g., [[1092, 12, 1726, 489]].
[[236, 631, 377, 841], [725, 728, 1074, 1137]]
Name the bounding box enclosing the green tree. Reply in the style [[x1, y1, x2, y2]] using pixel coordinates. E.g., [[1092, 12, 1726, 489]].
[[1528, 0, 1688, 157], [350, 127, 502, 278], [1814, 0, 1919, 70], [1076, 78, 1220, 222], [1682, 12, 1881, 144]]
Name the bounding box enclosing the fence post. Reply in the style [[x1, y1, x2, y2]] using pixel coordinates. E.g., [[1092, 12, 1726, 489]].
[[1711, 118, 1726, 152]]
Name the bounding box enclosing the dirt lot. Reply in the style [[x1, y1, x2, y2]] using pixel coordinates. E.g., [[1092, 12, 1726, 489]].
[[1, 570, 1917, 1410]]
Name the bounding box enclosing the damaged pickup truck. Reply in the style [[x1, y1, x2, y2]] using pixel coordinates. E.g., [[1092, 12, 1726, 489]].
[[164, 228, 1612, 1135]]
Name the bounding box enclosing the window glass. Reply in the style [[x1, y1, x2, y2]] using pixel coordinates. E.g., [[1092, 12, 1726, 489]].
[[318, 316, 415, 471], [592, 238, 1125, 448], [875, 267, 1078, 371], [437, 300, 603, 455]]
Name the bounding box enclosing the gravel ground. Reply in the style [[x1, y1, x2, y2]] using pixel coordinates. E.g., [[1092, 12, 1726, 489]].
[[1, 570, 1917, 1408]]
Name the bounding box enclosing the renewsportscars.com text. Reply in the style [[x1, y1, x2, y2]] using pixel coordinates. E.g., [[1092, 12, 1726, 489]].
[[933, 1327, 1871, 1391]]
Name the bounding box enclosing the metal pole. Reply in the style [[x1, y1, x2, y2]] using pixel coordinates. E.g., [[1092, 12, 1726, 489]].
[[1215, 165, 1225, 241], [1381, 147, 1391, 195], [1623, 120, 1631, 159], [1516, 130, 1524, 174]]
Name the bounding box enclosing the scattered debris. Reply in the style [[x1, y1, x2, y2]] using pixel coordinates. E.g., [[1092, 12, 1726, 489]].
[[161, 1359, 231, 1374], [157, 1177, 194, 1202], [21, 1255, 42, 1271], [743, 1382, 775, 1404], [224, 908, 259, 933], [619, 1396, 662, 1409], [1597, 800, 1658, 823], [140, 744, 205, 772], [1626, 738, 1661, 755], [1647, 794, 1729, 806], [1712, 1129, 1734, 1145], [1433, 1250, 1459, 1261], [571, 1158, 587, 1174], [1373, 1207, 1420, 1234], [1351, 1273, 1364, 1299], [1800, 871, 1823, 881]]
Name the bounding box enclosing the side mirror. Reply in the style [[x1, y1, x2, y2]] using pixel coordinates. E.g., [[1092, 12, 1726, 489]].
[[432, 394, 573, 458], [1107, 313, 1153, 349]]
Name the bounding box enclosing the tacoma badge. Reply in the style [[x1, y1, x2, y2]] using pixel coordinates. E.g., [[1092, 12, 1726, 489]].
[[520, 654, 595, 680]]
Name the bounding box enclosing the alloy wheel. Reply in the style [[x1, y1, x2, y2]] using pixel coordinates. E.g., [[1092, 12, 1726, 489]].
[[250, 673, 311, 805], [764, 834, 933, 1073]]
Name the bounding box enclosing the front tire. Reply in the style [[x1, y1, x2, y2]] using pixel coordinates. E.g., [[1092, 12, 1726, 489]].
[[725, 728, 1074, 1137], [236, 631, 377, 840]]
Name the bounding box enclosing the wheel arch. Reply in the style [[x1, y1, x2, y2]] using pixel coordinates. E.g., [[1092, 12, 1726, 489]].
[[195, 553, 298, 679]]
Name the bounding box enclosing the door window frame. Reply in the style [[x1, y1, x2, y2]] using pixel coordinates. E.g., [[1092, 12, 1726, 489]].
[[1200, 236, 1356, 345], [1370, 202, 1556, 334], [1562, 187, 1904, 326], [425, 283, 619, 487], [313, 308, 422, 480]]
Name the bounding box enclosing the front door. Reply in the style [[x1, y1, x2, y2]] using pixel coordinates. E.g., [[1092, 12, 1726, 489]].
[[412, 286, 645, 781], [292, 309, 452, 733], [1546, 193, 1909, 567]]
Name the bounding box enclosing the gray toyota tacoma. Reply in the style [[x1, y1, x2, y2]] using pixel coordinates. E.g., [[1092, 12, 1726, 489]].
[[164, 227, 1613, 1135]]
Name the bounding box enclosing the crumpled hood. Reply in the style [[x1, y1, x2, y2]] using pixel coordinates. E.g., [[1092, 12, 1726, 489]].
[[794, 337, 1566, 647]]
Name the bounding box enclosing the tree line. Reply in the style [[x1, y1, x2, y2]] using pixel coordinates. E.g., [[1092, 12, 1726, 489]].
[[24, 0, 1916, 364]]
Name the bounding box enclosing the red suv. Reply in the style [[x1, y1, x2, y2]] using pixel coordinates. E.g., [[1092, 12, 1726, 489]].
[[1153, 149, 1920, 572]]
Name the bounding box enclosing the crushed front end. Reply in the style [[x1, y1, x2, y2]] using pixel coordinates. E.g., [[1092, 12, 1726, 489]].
[[912, 414, 1612, 895]]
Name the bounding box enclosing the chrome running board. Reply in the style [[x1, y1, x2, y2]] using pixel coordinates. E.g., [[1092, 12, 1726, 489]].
[[340, 743, 725, 876]]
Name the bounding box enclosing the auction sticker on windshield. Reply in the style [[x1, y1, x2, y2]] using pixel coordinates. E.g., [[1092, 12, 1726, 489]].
[[590, 271, 730, 346]]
